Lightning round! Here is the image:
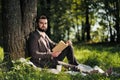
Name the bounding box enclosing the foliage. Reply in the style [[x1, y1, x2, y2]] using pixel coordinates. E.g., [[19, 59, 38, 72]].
[[0, 47, 4, 63], [0, 58, 71, 80], [37, 0, 120, 43]]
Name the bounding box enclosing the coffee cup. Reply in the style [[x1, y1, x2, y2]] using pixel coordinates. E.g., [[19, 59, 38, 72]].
[[56, 65, 62, 71]]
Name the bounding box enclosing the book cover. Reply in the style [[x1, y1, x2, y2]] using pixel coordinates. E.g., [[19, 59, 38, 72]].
[[52, 40, 68, 53]]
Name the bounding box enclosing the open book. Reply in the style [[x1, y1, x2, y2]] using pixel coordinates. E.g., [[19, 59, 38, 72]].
[[52, 40, 68, 53]]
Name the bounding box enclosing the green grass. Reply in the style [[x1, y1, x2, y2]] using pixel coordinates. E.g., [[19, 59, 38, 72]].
[[74, 43, 120, 72], [0, 47, 4, 63], [0, 43, 120, 80], [74, 44, 120, 72]]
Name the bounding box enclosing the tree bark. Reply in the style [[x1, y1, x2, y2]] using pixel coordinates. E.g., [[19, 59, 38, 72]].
[[2, 0, 37, 60], [85, 2, 91, 41], [2, 0, 23, 60], [115, 0, 120, 43], [20, 0, 37, 57]]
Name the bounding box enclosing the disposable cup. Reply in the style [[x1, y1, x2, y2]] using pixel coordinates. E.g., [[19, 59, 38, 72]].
[[56, 65, 62, 71]]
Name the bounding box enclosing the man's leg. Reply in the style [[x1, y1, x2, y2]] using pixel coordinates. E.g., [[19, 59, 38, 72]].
[[55, 45, 79, 66]]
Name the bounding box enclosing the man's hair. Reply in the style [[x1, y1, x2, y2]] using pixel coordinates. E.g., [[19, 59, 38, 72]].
[[36, 15, 47, 23]]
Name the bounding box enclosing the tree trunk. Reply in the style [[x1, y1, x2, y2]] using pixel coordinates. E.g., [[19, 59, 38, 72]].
[[2, 0, 37, 60], [81, 21, 85, 41], [0, 0, 3, 46], [20, 0, 37, 57], [115, 0, 120, 43], [109, 26, 114, 42], [85, 3, 91, 41], [2, 0, 23, 60]]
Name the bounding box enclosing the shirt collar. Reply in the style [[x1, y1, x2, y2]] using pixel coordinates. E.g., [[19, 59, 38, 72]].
[[37, 29, 46, 38]]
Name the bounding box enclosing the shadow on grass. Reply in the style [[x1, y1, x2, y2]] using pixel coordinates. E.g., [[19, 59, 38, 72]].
[[75, 42, 120, 54]]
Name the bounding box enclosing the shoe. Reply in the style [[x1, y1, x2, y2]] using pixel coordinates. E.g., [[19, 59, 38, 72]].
[[105, 67, 112, 76]]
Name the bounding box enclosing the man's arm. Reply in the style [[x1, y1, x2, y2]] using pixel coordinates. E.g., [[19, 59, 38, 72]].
[[28, 32, 52, 59]]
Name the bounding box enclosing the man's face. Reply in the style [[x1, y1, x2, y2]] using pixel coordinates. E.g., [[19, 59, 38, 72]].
[[38, 19, 48, 32]]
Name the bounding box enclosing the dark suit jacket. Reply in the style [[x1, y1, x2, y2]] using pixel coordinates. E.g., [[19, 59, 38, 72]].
[[28, 30, 57, 67]]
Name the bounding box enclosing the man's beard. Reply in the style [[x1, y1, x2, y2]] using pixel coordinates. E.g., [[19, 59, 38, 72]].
[[38, 28, 47, 32]]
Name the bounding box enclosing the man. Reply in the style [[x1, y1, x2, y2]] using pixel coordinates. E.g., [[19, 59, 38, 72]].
[[28, 15, 79, 69], [28, 15, 113, 76]]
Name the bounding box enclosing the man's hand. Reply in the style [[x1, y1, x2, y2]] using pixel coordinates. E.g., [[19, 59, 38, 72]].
[[66, 40, 72, 45], [52, 51, 61, 57]]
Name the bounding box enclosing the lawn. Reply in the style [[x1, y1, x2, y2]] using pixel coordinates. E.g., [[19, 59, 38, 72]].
[[0, 43, 120, 80], [74, 43, 120, 70]]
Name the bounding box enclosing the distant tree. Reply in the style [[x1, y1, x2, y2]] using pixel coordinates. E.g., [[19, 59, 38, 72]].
[[81, 21, 85, 41], [113, 0, 120, 43], [2, 0, 37, 60], [79, 0, 96, 42], [97, 0, 120, 42], [0, 0, 3, 46]]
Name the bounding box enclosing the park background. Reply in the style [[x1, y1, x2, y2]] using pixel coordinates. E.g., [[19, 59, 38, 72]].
[[0, 0, 120, 80]]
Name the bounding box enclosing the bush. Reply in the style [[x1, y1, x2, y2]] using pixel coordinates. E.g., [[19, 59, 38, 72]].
[[0, 47, 4, 63], [0, 58, 72, 80]]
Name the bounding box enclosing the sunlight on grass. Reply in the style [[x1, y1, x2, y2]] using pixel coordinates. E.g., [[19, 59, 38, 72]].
[[74, 48, 91, 62], [0, 47, 4, 63], [73, 44, 120, 70]]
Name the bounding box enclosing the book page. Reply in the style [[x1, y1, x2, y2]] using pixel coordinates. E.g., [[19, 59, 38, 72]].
[[52, 40, 68, 53]]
